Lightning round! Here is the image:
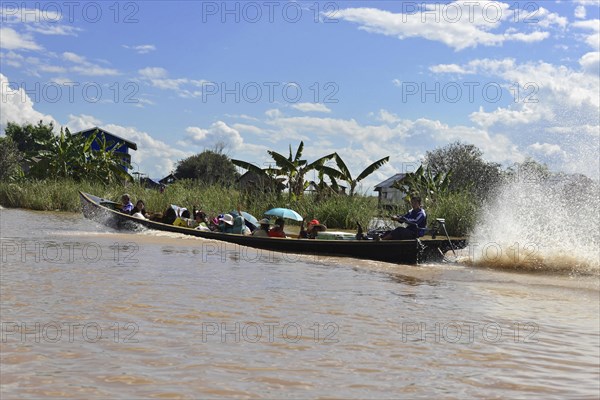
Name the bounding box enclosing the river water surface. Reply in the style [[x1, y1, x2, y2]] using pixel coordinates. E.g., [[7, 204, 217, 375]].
[[1, 209, 599, 399]]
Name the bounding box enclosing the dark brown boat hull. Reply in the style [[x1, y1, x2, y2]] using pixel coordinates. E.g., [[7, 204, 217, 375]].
[[79, 192, 465, 264]]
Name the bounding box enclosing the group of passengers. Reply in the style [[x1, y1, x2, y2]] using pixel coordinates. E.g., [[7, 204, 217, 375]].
[[120, 194, 428, 241], [119, 194, 327, 238]]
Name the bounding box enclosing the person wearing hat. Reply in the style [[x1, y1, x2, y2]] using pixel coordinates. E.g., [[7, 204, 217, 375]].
[[298, 218, 327, 239], [268, 218, 287, 238], [218, 213, 235, 233], [252, 218, 271, 237]]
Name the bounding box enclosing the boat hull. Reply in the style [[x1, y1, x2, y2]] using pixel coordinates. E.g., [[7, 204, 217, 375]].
[[79, 192, 466, 264]]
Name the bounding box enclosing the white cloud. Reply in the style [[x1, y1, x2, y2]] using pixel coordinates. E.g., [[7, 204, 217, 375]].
[[431, 57, 599, 178], [432, 57, 599, 111], [70, 65, 119, 76], [137, 67, 206, 97], [133, 98, 156, 108], [470, 104, 542, 129], [38, 64, 67, 73], [26, 25, 81, 36], [579, 51, 600, 75], [265, 108, 282, 119], [374, 109, 401, 124], [185, 121, 244, 150], [429, 64, 467, 74], [65, 114, 103, 131], [138, 67, 168, 79], [231, 123, 265, 135], [123, 44, 156, 54], [0, 73, 57, 132], [0, 51, 25, 67], [528, 142, 566, 158], [1, 70, 208, 179], [63, 51, 86, 64], [574, 5, 586, 19], [0, 8, 61, 23], [63, 52, 119, 76], [223, 111, 527, 191], [291, 103, 332, 113], [334, 2, 561, 51], [572, 19, 600, 50], [0, 27, 41, 50]]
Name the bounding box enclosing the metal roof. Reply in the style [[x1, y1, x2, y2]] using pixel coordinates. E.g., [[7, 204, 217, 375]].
[[74, 127, 137, 150], [374, 173, 405, 190]]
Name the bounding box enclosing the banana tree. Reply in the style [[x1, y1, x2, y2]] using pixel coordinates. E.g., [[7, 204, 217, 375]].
[[268, 142, 337, 201], [391, 165, 452, 207], [85, 132, 133, 184], [30, 127, 89, 179], [333, 153, 390, 196], [30, 128, 132, 183]]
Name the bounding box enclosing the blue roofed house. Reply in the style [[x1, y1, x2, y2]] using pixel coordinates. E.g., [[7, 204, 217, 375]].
[[74, 127, 137, 172]]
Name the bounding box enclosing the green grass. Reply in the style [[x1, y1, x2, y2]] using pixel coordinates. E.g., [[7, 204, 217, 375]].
[[0, 179, 478, 234], [426, 191, 480, 236]]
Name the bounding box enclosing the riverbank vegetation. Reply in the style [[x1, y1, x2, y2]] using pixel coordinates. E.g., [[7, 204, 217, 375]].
[[0, 179, 380, 231], [2, 121, 595, 236]]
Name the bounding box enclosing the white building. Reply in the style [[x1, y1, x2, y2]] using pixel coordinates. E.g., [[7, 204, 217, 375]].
[[374, 173, 406, 208]]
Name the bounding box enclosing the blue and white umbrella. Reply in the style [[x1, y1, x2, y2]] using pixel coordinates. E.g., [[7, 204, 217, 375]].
[[264, 207, 303, 222]]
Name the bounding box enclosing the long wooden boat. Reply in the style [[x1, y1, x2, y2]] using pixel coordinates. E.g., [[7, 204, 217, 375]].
[[79, 192, 466, 264]]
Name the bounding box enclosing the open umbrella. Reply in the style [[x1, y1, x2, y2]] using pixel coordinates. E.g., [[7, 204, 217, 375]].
[[230, 210, 259, 230], [264, 207, 303, 222]]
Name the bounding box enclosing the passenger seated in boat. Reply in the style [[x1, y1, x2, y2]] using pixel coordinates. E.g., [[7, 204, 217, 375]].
[[131, 200, 149, 219], [173, 209, 192, 227], [208, 216, 221, 231], [382, 196, 427, 240], [252, 218, 271, 237], [162, 207, 177, 225], [218, 213, 235, 233], [298, 219, 327, 239], [268, 218, 287, 238], [120, 194, 134, 214], [192, 211, 210, 231], [232, 214, 251, 235]]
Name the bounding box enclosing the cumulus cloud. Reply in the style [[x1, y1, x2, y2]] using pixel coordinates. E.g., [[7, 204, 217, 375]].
[[225, 111, 527, 191], [430, 57, 599, 178], [374, 109, 401, 124], [579, 51, 600, 75], [528, 142, 566, 158], [0, 70, 193, 179], [572, 19, 600, 50], [574, 5, 586, 19], [0, 73, 57, 132], [185, 121, 244, 150], [334, 2, 564, 51], [0, 27, 41, 50]]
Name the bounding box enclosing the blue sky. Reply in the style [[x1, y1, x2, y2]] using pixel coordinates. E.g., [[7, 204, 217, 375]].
[[1, 1, 599, 190]]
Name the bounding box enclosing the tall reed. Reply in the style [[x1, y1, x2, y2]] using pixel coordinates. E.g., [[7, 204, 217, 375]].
[[0, 179, 477, 234]]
